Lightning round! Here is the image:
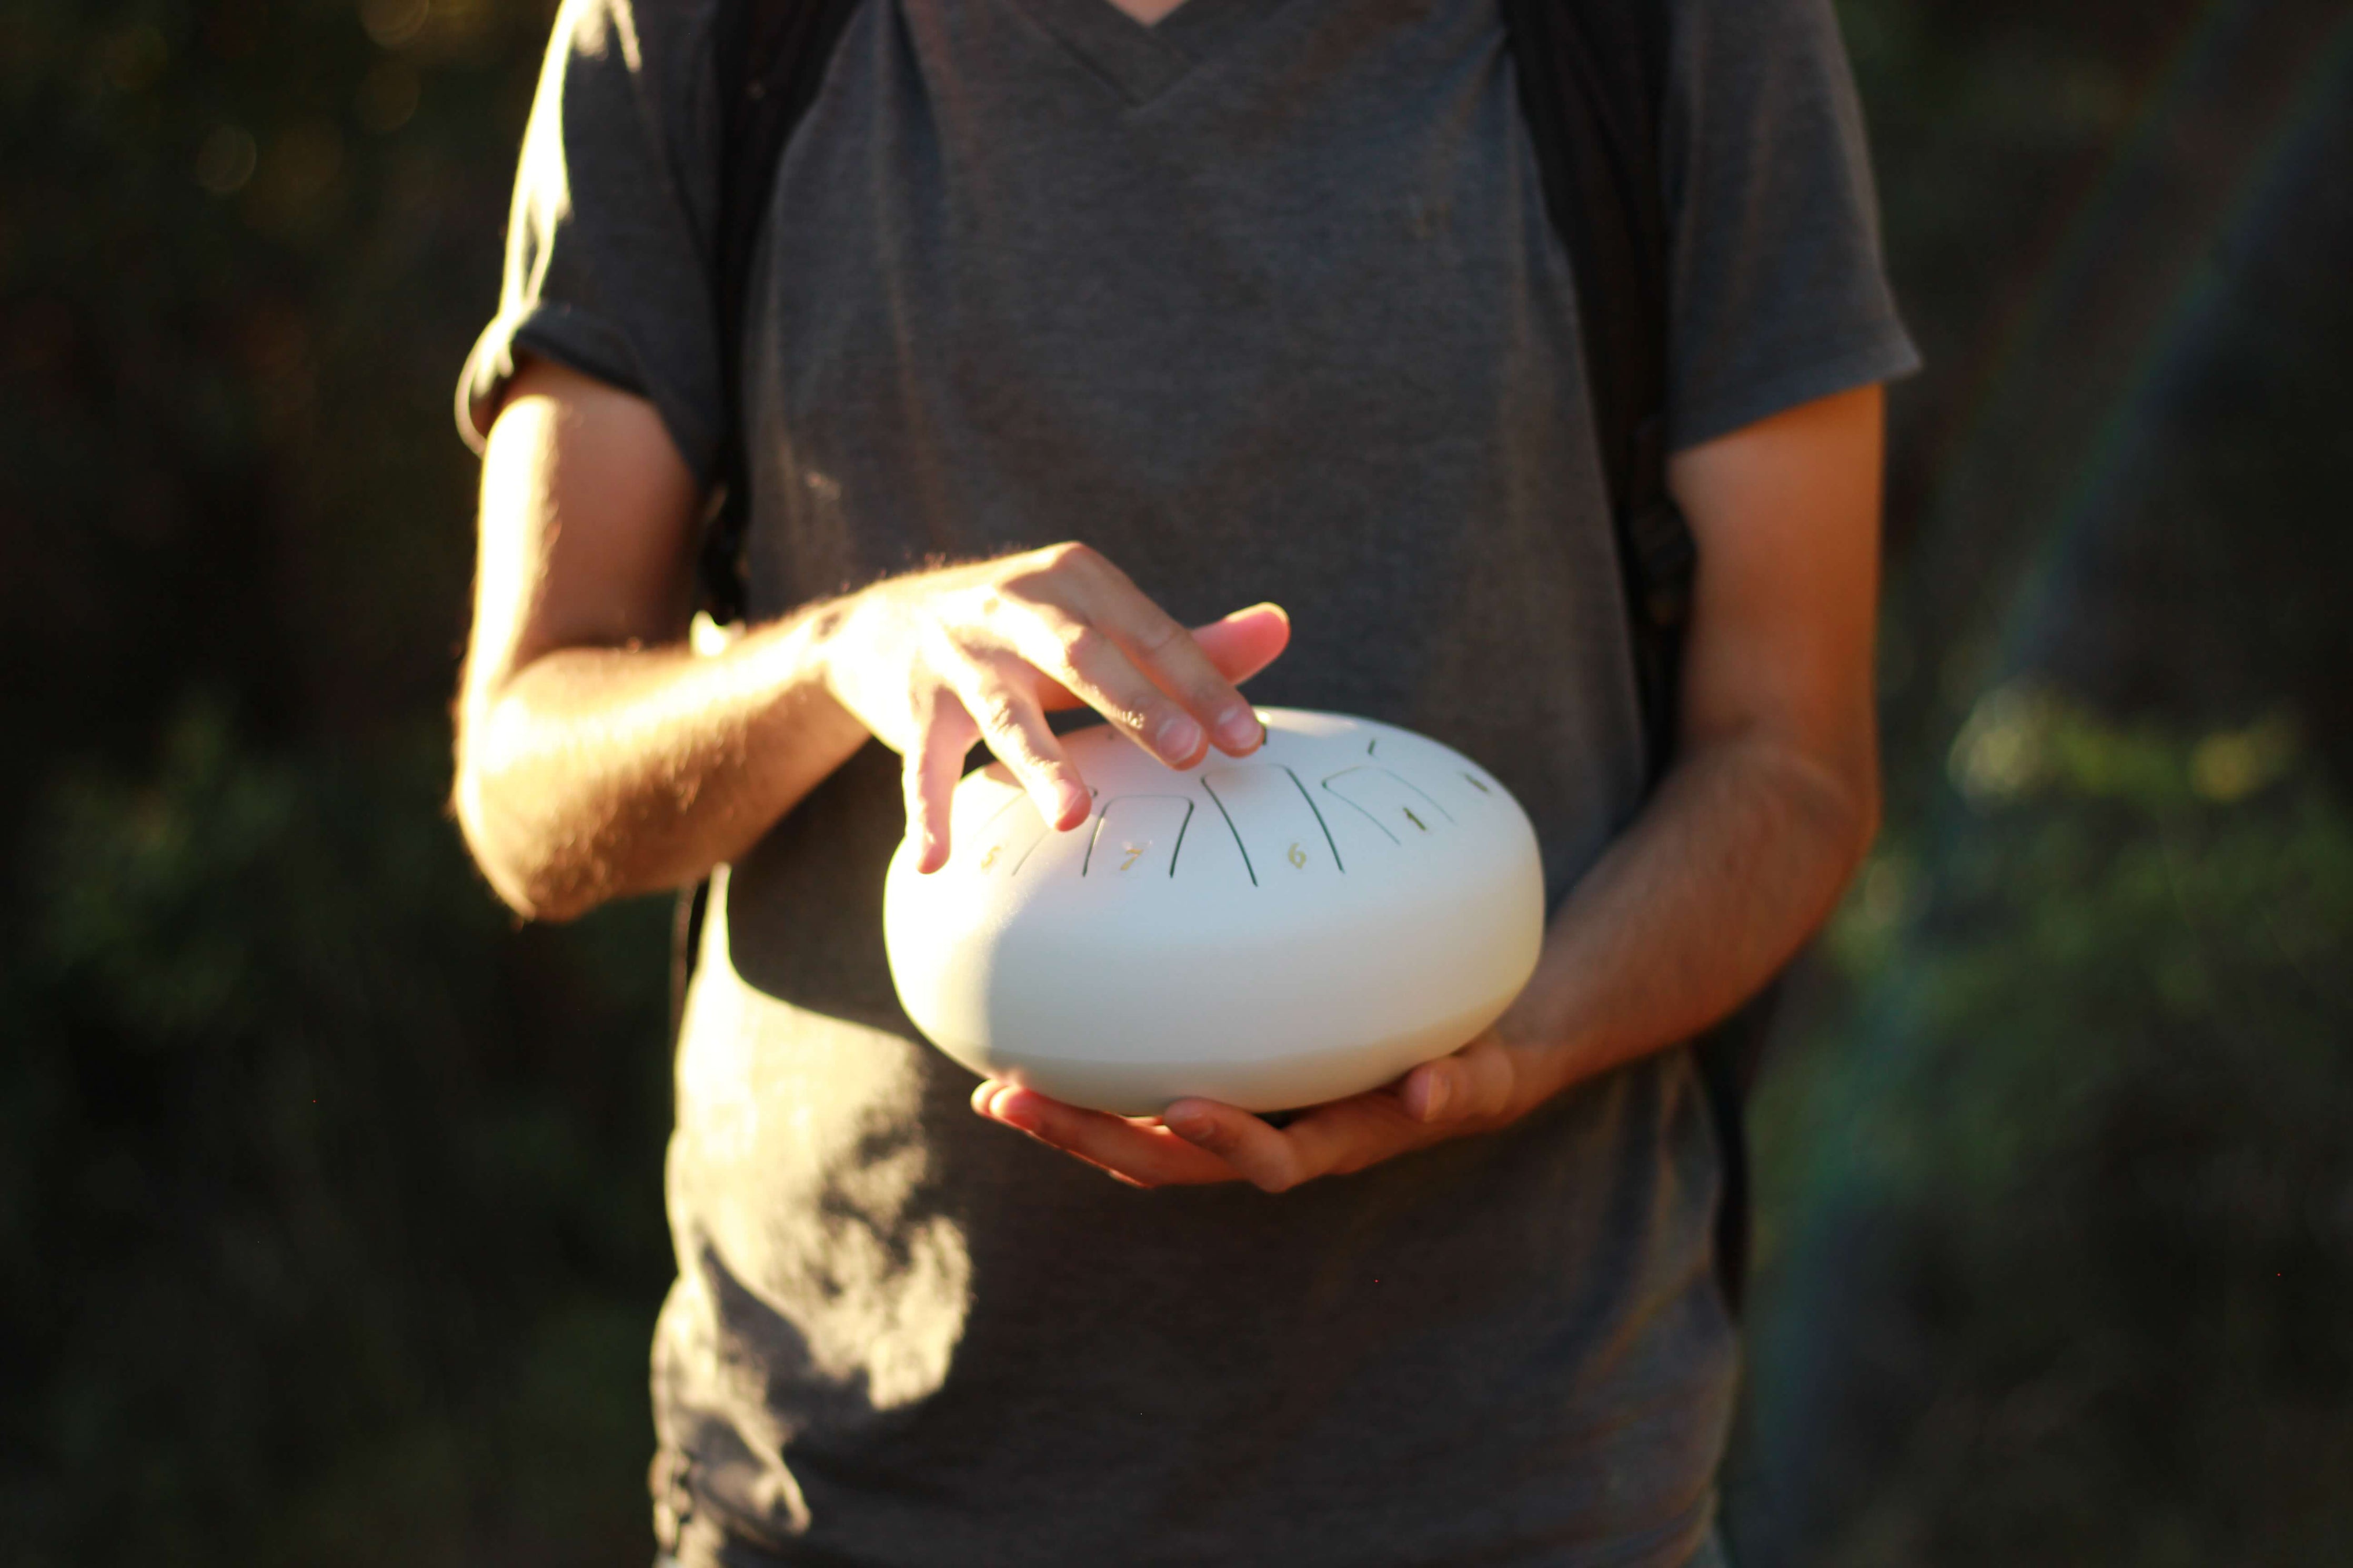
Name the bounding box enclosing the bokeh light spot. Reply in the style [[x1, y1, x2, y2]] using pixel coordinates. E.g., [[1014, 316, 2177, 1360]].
[[356, 60, 421, 135], [360, 0, 431, 49], [2188, 712, 2298, 803], [194, 126, 259, 196], [104, 25, 169, 93], [1948, 683, 2056, 804]]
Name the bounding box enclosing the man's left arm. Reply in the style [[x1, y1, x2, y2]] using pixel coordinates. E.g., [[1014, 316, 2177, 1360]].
[[974, 382, 1886, 1188]]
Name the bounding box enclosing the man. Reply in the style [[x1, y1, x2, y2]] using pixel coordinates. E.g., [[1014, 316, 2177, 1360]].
[[452, 0, 1917, 1559]]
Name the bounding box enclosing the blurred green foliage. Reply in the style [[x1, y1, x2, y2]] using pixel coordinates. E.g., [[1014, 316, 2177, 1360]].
[[3, 0, 679, 1562], [1, 0, 2347, 1563], [1732, 2, 2353, 1562], [1753, 702, 2353, 1564], [5, 703, 671, 1566]]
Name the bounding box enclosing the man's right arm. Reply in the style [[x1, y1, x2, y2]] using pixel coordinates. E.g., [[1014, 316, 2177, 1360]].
[[453, 358, 1286, 923], [453, 358, 869, 920]]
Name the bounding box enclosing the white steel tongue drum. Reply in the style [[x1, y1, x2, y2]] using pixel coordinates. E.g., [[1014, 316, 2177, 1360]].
[[883, 709, 1546, 1117]]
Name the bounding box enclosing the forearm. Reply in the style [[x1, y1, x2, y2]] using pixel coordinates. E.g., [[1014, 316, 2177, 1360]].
[[456, 360, 1287, 924], [1506, 728, 1878, 1093], [1507, 385, 1889, 1090], [454, 602, 870, 921]]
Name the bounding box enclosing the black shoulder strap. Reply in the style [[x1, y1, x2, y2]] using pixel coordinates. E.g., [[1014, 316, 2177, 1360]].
[[1499, 0, 1779, 1313], [672, 0, 864, 1049], [701, 0, 867, 628], [1495, 0, 1692, 786]]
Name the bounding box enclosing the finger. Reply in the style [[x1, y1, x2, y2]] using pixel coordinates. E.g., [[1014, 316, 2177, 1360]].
[[901, 696, 973, 874], [1399, 1037, 1522, 1125], [1049, 557, 1266, 757], [1003, 604, 1217, 769], [1171, 1086, 1460, 1189], [1187, 603, 1292, 689], [1033, 604, 1288, 715], [976, 1082, 1241, 1188], [934, 638, 1091, 832], [1160, 1100, 1323, 1192], [977, 1081, 1241, 1187], [1030, 670, 1083, 712], [1282, 1092, 1444, 1177]]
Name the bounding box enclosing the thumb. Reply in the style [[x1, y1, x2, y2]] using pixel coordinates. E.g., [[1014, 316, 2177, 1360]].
[[1189, 602, 1290, 686]]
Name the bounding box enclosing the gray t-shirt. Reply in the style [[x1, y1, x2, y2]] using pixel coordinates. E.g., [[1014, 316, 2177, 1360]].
[[460, 0, 1916, 1561]]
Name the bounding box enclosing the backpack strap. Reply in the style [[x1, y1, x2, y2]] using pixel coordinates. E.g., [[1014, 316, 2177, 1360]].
[[702, 0, 868, 627], [672, 0, 866, 1049], [1498, 0, 1776, 1313], [1495, 0, 1689, 782]]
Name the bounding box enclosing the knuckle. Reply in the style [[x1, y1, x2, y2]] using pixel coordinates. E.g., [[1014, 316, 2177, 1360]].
[[1472, 1054, 1517, 1119], [1190, 1122, 1240, 1157], [1125, 612, 1183, 659], [974, 689, 1027, 739], [1039, 540, 1099, 575], [918, 617, 976, 676], [997, 737, 1059, 784], [1056, 620, 1111, 672]]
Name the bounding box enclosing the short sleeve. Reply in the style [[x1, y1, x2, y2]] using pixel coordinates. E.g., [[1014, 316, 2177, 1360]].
[[1660, 0, 1922, 451], [455, 0, 729, 484]]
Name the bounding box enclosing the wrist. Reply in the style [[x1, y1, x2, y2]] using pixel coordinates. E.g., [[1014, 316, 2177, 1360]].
[[800, 582, 876, 718], [1488, 945, 1605, 1107], [748, 596, 870, 757]]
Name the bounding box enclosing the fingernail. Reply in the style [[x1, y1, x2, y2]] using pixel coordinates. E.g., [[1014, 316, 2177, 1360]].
[[1214, 706, 1261, 750], [1053, 782, 1090, 826], [1423, 1074, 1451, 1121], [1155, 713, 1204, 762], [1165, 1105, 1212, 1140]]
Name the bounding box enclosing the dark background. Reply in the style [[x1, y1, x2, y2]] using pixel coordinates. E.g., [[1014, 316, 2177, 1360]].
[[4, 0, 2348, 1563]]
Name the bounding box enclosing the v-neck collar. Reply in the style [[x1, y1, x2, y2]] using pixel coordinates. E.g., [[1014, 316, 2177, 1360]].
[[1008, 0, 1289, 105], [1152, 0, 1288, 60]]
